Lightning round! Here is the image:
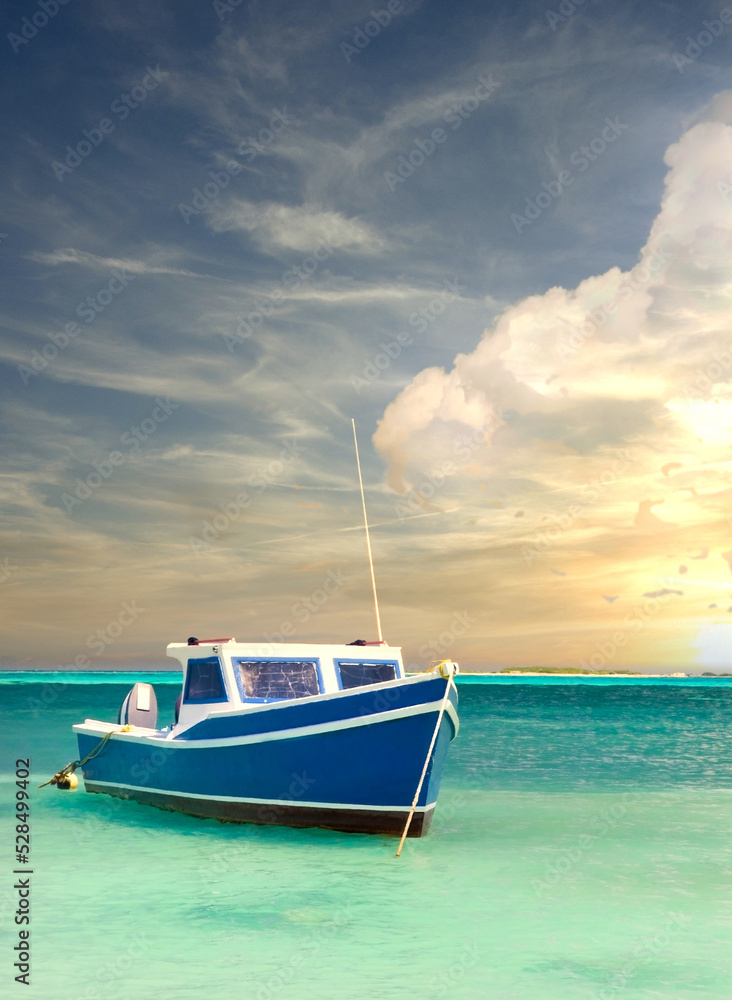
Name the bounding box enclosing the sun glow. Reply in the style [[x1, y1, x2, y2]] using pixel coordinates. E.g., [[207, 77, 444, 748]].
[[693, 623, 732, 671], [666, 394, 732, 448]]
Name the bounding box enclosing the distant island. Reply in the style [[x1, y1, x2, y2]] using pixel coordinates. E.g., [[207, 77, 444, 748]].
[[500, 666, 643, 675], [493, 667, 732, 677]]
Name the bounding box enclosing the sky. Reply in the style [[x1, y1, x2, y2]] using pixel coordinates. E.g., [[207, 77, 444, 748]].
[[2, 0, 732, 673]]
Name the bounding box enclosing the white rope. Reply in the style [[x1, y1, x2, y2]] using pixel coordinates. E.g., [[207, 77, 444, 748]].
[[351, 419, 383, 641], [395, 665, 454, 857]]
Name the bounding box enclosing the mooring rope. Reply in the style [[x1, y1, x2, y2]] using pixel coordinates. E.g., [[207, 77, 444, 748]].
[[395, 664, 454, 857], [38, 726, 130, 788]]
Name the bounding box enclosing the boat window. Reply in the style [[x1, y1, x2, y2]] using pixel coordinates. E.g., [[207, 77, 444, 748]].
[[184, 656, 227, 702], [336, 660, 398, 689], [233, 659, 320, 700]]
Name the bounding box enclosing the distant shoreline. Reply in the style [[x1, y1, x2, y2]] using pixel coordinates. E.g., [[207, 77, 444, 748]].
[[468, 671, 680, 678], [460, 671, 732, 678]]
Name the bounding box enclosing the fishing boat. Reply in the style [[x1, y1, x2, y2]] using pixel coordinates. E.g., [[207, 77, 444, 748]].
[[70, 638, 459, 836], [53, 422, 460, 840]]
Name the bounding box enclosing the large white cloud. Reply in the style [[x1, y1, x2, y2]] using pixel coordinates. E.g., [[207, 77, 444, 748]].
[[374, 96, 732, 497]]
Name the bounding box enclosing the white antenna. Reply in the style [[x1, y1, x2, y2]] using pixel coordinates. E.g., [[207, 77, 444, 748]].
[[351, 419, 383, 642]]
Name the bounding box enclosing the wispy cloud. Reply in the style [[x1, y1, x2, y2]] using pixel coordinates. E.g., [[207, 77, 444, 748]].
[[26, 247, 216, 279], [208, 199, 388, 253], [2, 1, 731, 670]]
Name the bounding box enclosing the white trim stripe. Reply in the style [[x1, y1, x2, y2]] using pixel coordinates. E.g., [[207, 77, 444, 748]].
[[74, 696, 459, 748], [84, 779, 437, 813]]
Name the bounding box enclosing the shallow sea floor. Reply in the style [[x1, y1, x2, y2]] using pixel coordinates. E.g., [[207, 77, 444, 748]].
[[2, 678, 731, 999]]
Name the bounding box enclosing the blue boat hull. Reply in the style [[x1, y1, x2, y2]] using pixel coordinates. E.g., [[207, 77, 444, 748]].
[[75, 676, 458, 836]]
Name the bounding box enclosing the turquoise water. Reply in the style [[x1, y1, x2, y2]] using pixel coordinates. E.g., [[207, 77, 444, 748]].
[[2, 676, 732, 999]]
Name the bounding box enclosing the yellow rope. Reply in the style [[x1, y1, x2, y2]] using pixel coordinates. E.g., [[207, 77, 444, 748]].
[[395, 665, 454, 857], [38, 726, 131, 788]]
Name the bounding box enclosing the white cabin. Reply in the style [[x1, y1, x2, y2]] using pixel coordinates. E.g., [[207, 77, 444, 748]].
[[166, 639, 406, 731]]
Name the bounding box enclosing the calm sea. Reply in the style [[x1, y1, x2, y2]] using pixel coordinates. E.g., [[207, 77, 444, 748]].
[[2, 674, 731, 999]]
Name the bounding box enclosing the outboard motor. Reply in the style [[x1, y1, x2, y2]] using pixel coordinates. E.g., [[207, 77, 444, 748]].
[[118, 682, 158, 728]]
